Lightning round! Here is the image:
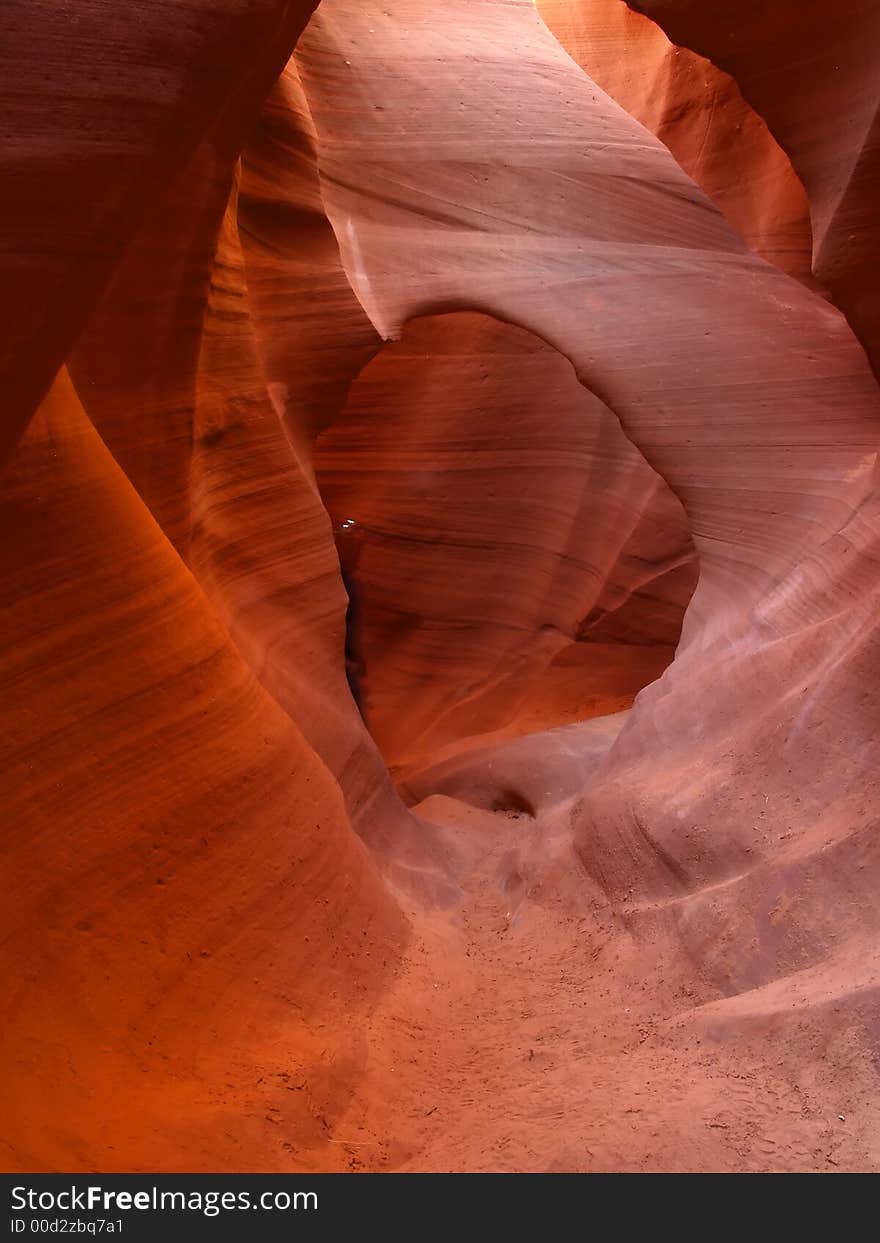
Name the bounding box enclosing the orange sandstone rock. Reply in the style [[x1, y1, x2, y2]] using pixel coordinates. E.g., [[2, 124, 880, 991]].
[[628, 0, 880, 373], [3, 0, 880, 1176], [537, 0, 814, 281]]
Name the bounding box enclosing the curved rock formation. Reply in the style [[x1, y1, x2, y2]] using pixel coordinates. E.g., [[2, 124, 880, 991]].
[[65, 25, 426, 878], [537, 0, 814, 281], [626, 0, 880, 374], [315, 311, 696, 770], [0, 0, 321, 461], [3, 0, 880, 1174], [2, 369, 403, 1171]]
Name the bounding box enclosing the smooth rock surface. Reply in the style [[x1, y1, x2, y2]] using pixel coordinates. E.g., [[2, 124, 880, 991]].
[[628, 0, 880, 374], [538, 0, 814, 281], [3, 0, 880, 1174], [315, 311, 696, 769]]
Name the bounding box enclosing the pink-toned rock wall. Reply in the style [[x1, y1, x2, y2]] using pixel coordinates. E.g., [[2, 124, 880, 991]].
[[1, 0, 418, 1174], [315, 311, 696, 769], [65, 27, 429, 879], [628, 0, 880, 374], [3, 0, 880, 1174], [537, 0, 813, 281], [295, 0, 880, 989]]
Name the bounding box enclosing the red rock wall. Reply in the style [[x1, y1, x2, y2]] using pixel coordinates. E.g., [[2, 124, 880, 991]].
[[0, 0, 321, 460], [64, 21, 430, 878], [315, 311, 696, 770], [1, 0, 416, 1173], [537, 0, 814, 282], [627, 0, 880, 374], [3, 0, 880, 1172], [294, 0, 880, 989], [2, 369, 403, 1170]]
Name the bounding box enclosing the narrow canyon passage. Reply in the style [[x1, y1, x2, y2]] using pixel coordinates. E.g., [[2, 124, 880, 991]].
[[301, 305, 878, 1171], [4, 0, 880, 1179]]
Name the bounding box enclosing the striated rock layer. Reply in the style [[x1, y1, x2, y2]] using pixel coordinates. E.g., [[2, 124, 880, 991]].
[[0, 0, 322, 461], [293, 3, 880, 979], [315, 311, 696, 770], [1, 369, 403, 1170], [537, 0, 814, 282], [3, 0, 880, 1172], [627, 0, 880, 375]]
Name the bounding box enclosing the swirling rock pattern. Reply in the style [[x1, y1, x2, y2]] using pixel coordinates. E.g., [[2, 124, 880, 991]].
[[537, 0, 814, 281], [315, 311, 696, 770], [627, 0, 880, 374], [3, 0, 880, 1172], [1, 369, 403, 1170]]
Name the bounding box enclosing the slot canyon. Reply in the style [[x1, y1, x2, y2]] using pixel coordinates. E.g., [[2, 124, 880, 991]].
[[3, 0, 880, 1174]]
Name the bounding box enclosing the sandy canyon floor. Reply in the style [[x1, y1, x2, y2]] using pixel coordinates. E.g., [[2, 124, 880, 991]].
[[293, 729, 880, 1174]]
